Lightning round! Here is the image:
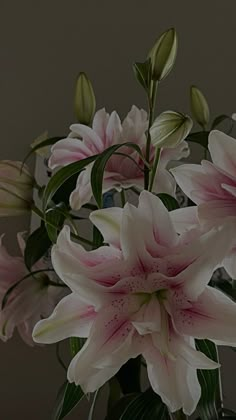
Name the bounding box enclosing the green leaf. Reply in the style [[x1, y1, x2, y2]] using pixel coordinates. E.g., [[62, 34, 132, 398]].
[[186, 131, 209, 150], [52, 381, 84, 420], [157, 193, 180, 211], [23, 136, 64, 166], [133, 59, 152, 92], [105, 394, 138, 420], [190, 86, 210, 129], [1, 268, 53, 309], [116, 357, 141, 395], [196, 339, 219, 420], [211, 114, 233, 130], [211, 278, 236, 302], [52, 174, 78, 205], [218, 407, 236, 418], [88, 389, 101, 420], [91, 142, 145, 208], [119, 388, 170, 420], [24, 225, 51, 270], [92, 225, 103, 249], [69, 337, 85, 357], [45, 203, 67, 243], [43, 155, 97, 210]]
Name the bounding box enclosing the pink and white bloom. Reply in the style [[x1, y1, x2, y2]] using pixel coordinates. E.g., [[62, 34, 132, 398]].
[[33, 191, 236, 415], [49, 106, 189, 209], [171, 130, 236, 277], [0, 161, 34, 216], [0, 234, 66, 345]]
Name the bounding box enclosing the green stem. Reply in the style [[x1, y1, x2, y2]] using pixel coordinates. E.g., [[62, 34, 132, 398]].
[[148, 147, 161, 192], [216, 346, 224, 412], [120, 189, 126, 207], [31, 203, 93, 247], [144, 81, 158, 190]]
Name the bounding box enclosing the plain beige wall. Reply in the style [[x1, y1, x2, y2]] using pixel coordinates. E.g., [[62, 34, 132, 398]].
[[1, 0, 236, 418]]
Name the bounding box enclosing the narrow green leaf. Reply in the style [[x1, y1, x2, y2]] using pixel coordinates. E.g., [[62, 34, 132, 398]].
[[190, 86, 210, 129], [211, 114, 233, 130], [196, 339, 219, 420], [116, 357, 141, 395], [45, 203, 67, 243], [52, 174, 78, 206], [211, 279, 236, 302], [219, 407, 236, 418], [43, 155, 97, 210], [92, 225, 103, 249], [24, 225, 51, 270], [133, 59, 152, 92], [1, 268, 53, 309], [119, 388, 170, 420], [23, 137, 64, 166], [69, 337, 85, 357], [52, 381, 84, 420], [88, 389, 101, 420], [105, 394, 138, 420], [90, 142, 145, 208], [157, 193, 180, 211], [186, 131, 209, 150]]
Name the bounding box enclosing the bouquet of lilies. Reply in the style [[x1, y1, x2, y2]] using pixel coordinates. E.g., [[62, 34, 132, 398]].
[[1, 28, 236, 420]]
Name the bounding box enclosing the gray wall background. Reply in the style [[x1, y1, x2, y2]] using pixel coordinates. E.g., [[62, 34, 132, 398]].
[[0, 0, 236, 418]]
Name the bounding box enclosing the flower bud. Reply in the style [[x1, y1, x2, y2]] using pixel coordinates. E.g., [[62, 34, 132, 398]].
[[0, 161, 34, 216], [74, 72, 96, 125], [150, 111, 193, 148], [190, 86, 210, 128], [148, 28, 177, 81]]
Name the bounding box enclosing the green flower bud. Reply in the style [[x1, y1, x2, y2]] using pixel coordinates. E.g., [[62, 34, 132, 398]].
[[150, 111, 193, 148], [148, 28, 178, 81], [74, 72, 96, 125], [190, 86, 210, 129], [0, 161, 34, 216]]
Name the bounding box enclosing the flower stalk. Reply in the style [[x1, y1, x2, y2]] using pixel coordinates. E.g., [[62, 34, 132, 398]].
[[144, 81, 158, 189]]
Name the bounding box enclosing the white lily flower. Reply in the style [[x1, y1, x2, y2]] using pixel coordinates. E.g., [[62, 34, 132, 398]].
[[33, 191, 236, 414]]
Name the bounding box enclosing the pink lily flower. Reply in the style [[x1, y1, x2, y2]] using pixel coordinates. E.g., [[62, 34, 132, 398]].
[[171, 130, 236, 277], [49, 106, 189, 209], [33, 191, 236, 415], [0, 234, 66, 345]]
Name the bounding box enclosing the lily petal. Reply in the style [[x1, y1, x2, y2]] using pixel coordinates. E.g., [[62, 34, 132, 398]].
[[49, 138, 92, 169], [170, 206, 198, 234], [144, 336, 200, 415], [33, 293, 96, 344], [67, 299, 139, 390], [209, 130, 236, 178], [69, 165, 93, 210], [174, 286, 236, 346], [179, 224, 234, 299], [90, 207, 122, 249]]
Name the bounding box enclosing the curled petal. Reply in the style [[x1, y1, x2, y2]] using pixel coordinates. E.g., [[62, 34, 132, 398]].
[[33, 293, 96, 344], [173, 286, 236, 346], [90, 207, 122, 249], [49, 138, 92, 169], [209, 130, 236, 177], [69, 165, 93, 210]]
